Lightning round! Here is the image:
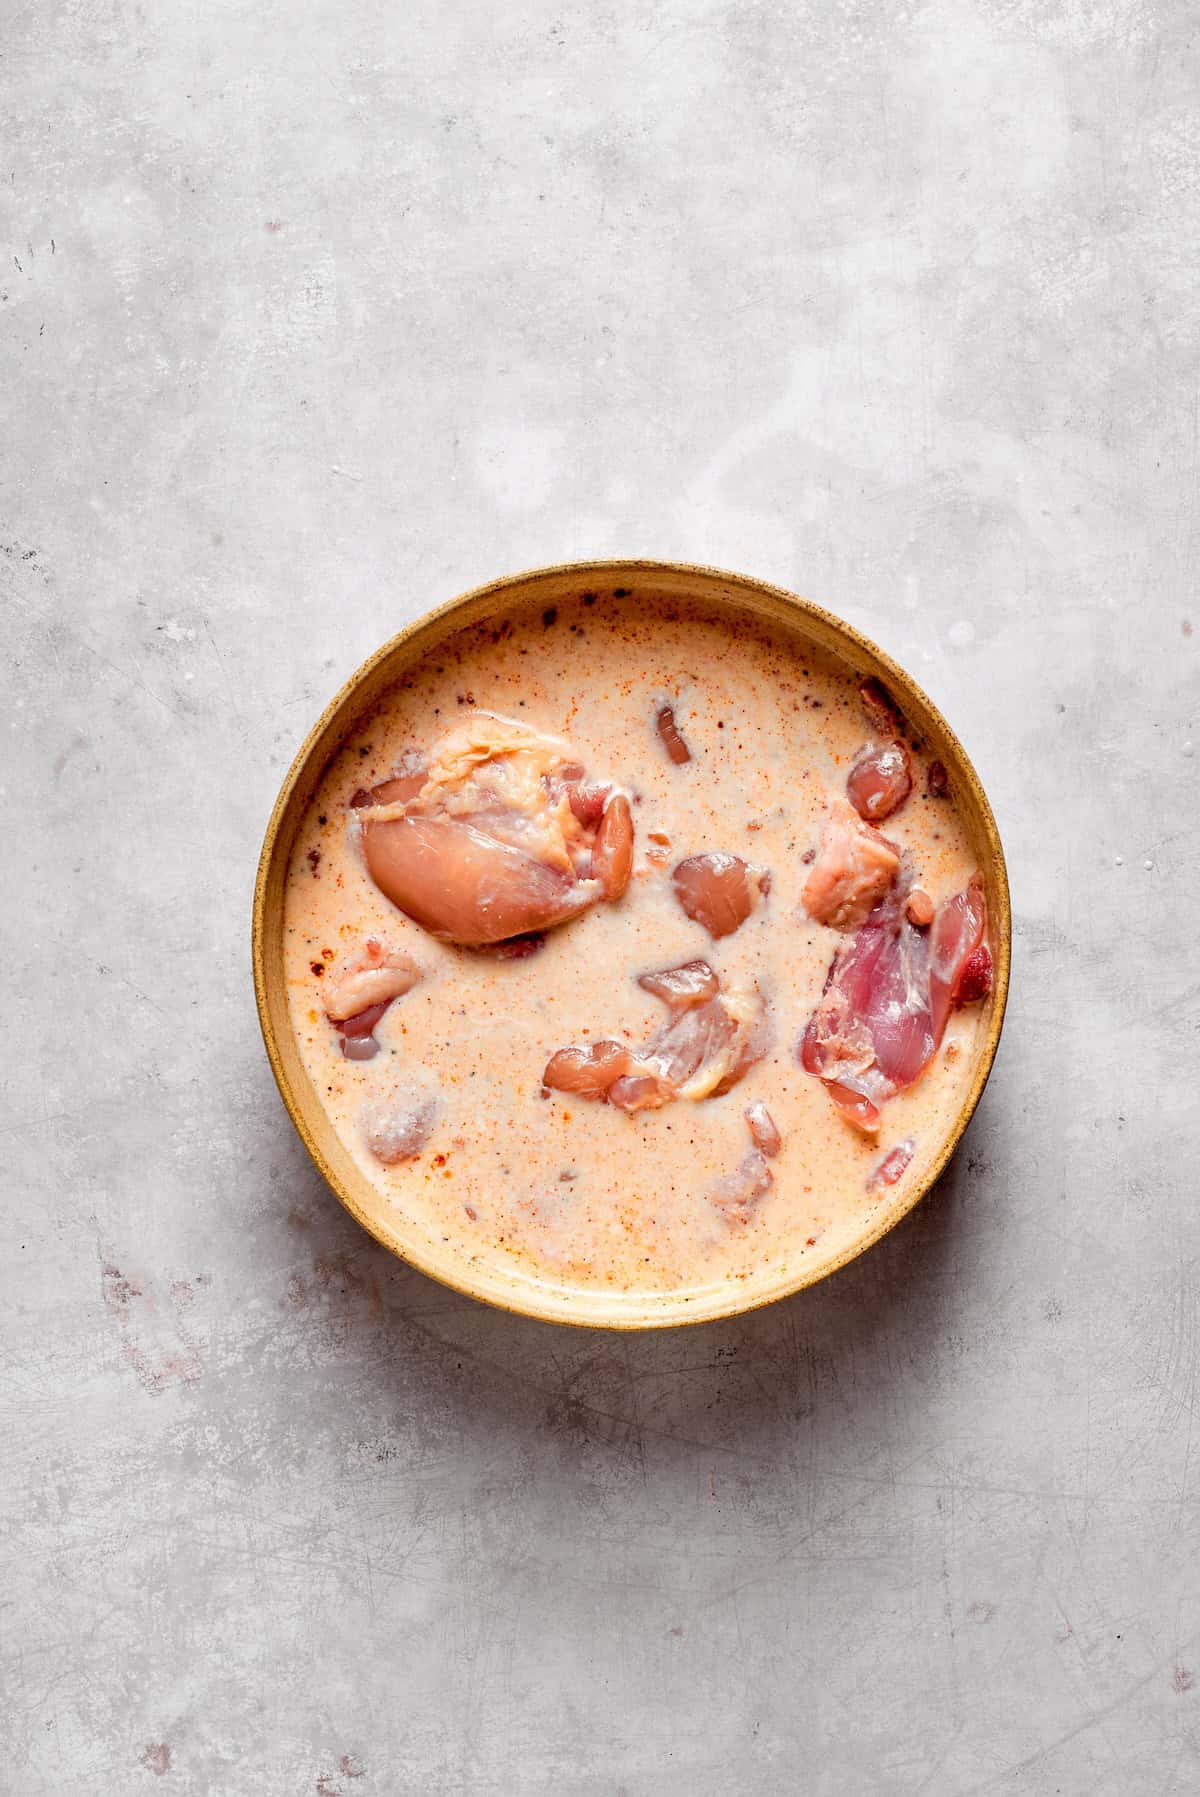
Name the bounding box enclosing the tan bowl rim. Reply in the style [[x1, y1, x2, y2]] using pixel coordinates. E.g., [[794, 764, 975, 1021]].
[[253, 558, 1011, 1329]]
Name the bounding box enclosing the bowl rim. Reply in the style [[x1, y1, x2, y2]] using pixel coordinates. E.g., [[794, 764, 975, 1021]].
[[253, 558, 1011, 1329]]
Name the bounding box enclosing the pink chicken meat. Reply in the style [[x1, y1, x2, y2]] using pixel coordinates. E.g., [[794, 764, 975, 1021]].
[[355, 714, 633, 946], [800, 873, 991, 1132], [672, 851, 770, 939], [802, 801, 901, 932], [543, 958, 767, 1113]]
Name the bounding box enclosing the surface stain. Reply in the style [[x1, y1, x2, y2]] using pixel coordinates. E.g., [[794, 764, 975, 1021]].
[[100, 1257, 204, 1394], [967, 1600, 997, 1623], [339, 1756, 366, 1779], [1173, 1667, 1195, 1693], [313, 1251, 384, 1319], [52, 730, 88, 780], [140, 1743, 171, 1775]]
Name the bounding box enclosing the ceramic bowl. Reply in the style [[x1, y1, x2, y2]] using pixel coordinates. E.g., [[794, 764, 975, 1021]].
[[253, 561, 1010, 1328]]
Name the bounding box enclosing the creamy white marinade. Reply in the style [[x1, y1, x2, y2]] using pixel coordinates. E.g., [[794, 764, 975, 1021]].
[[283, 594, 992, 1296]]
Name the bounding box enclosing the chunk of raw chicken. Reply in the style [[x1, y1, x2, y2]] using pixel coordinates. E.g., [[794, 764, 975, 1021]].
[[928, 873, 990, 1036], [361, 1086, 438, 1163], [867, 1137, 915, 1194], [905, 888, 934, 928], [846, 741, 912, 823], [802, 801, 901, 931], [744, 1100, 782, 1158], [672, 852, 770, 939], [858, 676, 905, 735], [543, 959, 768, 1114], [323, 940, 424, 1062], [655, 704, 692, 765], [800, 875, 991, 1133], [707, 1150, 774, 1226], [323, 939, 423, 1022], [355, 715, 633, 946]]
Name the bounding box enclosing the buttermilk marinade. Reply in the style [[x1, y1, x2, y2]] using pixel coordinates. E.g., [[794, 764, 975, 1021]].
[[284, 593, 992, 1294]]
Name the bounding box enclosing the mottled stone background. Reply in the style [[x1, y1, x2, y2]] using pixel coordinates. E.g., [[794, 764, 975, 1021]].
[[4, 0, 1198, 1791]]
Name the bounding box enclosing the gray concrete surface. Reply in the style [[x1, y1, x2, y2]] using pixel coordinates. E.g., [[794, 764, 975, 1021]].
[[4, 0, 1198, 1791]]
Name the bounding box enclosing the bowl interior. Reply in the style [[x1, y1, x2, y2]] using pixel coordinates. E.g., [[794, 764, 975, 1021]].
[[253, 561, 1010, 1328]]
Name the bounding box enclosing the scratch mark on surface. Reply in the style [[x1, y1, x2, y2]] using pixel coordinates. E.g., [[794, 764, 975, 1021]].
[[956, 1629, 1200, 1795], [2, 586, 175, 714]]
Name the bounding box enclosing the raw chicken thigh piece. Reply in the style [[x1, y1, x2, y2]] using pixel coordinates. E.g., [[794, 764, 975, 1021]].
[[800, 877, 991, 1132], [357, 714, 633, 946]]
